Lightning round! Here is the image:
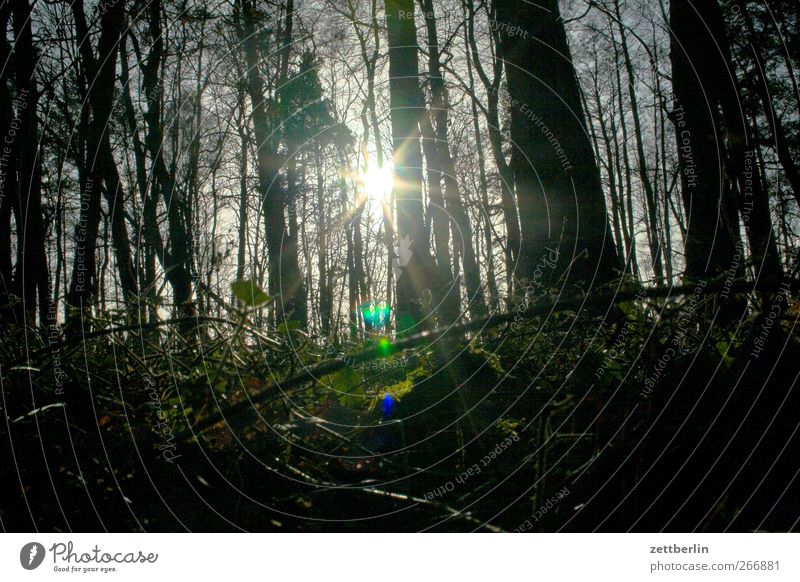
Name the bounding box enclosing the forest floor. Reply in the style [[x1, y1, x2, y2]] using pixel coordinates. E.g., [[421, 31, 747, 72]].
[[2, 289, 799, 532]]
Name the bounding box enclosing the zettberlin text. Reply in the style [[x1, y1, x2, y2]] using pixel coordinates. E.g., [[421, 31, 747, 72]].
[[650, 544, 709, 554]]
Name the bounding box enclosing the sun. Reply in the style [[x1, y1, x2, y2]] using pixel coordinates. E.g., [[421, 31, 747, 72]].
[[360, 164, 393, 203]]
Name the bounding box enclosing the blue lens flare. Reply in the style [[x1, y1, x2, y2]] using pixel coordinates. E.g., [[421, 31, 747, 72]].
[[381, 393, 397, 418]]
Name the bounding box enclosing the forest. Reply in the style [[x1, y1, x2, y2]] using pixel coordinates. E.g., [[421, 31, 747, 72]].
[[0, 0, 798, 532]]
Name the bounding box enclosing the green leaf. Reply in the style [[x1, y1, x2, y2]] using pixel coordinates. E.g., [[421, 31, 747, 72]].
[[328, 367, 360, 392], [277, 320, 301, 333], [324, 367, 365, 407], [715, 332, 737, 367], [231, 279, 272, 307], [384, 376, 414, 400]]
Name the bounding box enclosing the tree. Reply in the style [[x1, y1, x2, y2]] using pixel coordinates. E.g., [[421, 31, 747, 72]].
[[385, 0, 436, 333], [419, 0, 486, 319], [494, 0, 620, 288], [669, 0, 746, 281], [239, 0, 307, 327], [65, 0, 137, 335], [337, 0, 395, 311], [139, 0, 196, 328], [609, 0, 664, 283], [712, 0, 784, 286], [462, 7, 500, 309], [733, 0, 800, 208], [465, 0, 522, 293], [282, 51, 343, 333], [0, 4, 14, 321], [2, 0, 50, 327]]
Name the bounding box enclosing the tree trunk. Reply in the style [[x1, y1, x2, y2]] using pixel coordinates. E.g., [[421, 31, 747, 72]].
[[66, 0, 115, 333], [710, 0, 783, 288], [466, 0, 521, 295], [119, 34, 159, 324], [463, 14, 499, 309], [239, 0, 306, 326], [236, 83, 249, 284], [0, 5, 16, 322], [592, 72, 626, 266], [348, 0, 394, 308], [419, 114, 458, 323], [494, 0, 620, 288], [315, 146, 332, 335], [69, 0, 137, 313], [735, 0, 800, 208], [8, 0, 49, 327], [385, 0, 436, 333], [669, 0, 742, 280], [138, 0, 195, 331], [609, 21, 639, 279], [611, 1, 664, 284], [420, 0, 486, 319]]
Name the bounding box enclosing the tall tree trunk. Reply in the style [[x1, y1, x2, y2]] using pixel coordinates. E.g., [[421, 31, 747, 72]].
[[68, 0, 137, 314], [87, 2, 138, 311], [120, 34, 158, 324], [466, 0, 521, 294], [592, 72, 626, 265], [66, 0, 120, 333], [494, 0, 620, 288], [9, 0, 49, 327], [385, 0, 436, 333], [609, 21, 639, 279], [139, 0, 195, 330], [420, 0, 486, 319], [239, 0, 306, 326], [653, 37, 675, 284], [315, 146, 332, 335], [347, 0, 394, 308], [278, 0, 307, 325], [611, 1, 664, 284], [735, 1, 800, 207], [336, 147, 361, 337], [419, 115, 458, 323], [236, 84, 249, 284], [669, 0, 742, 280], [709, 0, 783, 288], [463, 13, 499, 309], [0, 5, 16, 322]]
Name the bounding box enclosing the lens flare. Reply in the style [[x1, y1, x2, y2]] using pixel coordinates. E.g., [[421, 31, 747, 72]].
[[360, 164, 393, 203]]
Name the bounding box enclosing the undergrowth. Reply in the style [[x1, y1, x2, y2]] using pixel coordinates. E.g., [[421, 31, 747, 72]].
[[1, 288, 798, 532]]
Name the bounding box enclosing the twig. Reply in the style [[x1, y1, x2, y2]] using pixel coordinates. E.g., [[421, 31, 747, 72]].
[[3, 316, 236, 368]]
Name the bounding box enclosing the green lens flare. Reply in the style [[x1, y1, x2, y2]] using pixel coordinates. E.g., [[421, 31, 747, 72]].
[[360, 302, 391, 328]]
